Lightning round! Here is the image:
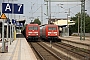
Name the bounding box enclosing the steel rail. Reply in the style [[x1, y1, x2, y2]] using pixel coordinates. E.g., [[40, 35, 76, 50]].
[[29, 42, 45, 60], [37, 42, 62, 60], [54, 43, 90, 59], [58, 42, 90, 54]]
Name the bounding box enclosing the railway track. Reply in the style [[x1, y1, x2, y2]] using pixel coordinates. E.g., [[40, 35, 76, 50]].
[[28, 39, 90, 60], [29, 42, 62, 60], [61, 39, 90, 50], [51, 42, 90, 60], [57, 42, 90, 54]]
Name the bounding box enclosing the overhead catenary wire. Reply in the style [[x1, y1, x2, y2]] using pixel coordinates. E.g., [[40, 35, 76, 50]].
[[32, 2, 45, 14], [54, 2, 81, 17], [57, 6, 78, 15]]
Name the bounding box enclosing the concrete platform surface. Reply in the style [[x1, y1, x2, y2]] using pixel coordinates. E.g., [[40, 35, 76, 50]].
[[0, 38, 37, 60]]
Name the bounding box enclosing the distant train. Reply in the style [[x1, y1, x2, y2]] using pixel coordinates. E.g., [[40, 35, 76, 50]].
[[40, 24, 59, 41], [22, 24, 40, 41]]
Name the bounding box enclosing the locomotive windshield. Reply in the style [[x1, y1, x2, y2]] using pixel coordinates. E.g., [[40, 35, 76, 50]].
[[28, 26, 38, 30], [48, 27, 56, 30]]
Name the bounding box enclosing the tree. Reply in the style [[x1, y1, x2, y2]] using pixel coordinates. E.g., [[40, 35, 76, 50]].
[[33, 18, 41, 25], [69, 12, 90, 35], [85, 17, 90, 33]]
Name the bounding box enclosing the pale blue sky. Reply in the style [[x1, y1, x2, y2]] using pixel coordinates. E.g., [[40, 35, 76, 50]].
[[0, 0, 90, 24]]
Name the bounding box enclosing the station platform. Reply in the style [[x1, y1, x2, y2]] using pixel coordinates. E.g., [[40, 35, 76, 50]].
[[59, 36, 90, 45], [0, 38, 37, 60]]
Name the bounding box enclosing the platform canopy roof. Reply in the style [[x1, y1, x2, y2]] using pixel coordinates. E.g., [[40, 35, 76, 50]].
[[44, 0, 82, 2]]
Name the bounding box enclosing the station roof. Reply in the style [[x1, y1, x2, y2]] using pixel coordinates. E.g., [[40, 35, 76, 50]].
[[16, 19, 26, 23]]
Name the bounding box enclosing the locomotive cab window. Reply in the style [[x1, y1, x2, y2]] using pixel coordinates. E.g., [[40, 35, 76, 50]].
[[48, 27, 56, 30], [28, 27, 33, 30], [28, 26, 38, 30], [34, 27, 38, 30]]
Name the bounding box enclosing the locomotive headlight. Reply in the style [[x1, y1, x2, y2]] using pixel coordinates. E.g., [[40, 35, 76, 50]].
[[34, 32, 38, 33], [55, 34, 57, 35], [48, 32, 51, 33], [36, 34, 38, 35], [48, 34, 50, 35], [54, 32, 57, 33], [28, 32, 32, 33], [28, 34, 30, 35]]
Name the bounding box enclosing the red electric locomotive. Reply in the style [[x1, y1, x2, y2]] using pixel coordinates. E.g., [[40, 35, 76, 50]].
[[41, 24, 59, 41], [26, 24, 40, 41]]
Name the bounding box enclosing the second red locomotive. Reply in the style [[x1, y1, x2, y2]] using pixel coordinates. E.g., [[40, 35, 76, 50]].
[[41, 24, 59, 41], [26, 24, 40, 41]]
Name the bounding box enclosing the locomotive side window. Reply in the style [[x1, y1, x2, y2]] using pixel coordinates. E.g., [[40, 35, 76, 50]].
[[28, 26, 38, 30], [48, 27, 56, 30]]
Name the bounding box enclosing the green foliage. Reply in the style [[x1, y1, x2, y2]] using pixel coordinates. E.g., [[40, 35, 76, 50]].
[[34, 18, 41, 25], [85, 17, 90, 33], [70, 12, 90, 34]]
